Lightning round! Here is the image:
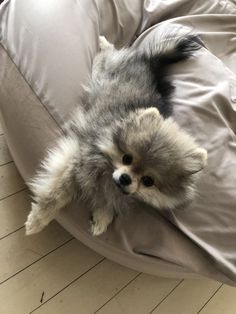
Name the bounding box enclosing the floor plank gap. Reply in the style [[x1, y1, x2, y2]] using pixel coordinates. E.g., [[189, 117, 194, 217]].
[[197, 283, 224, 314], [0, 237, 74, 286], [94, 272, 142, 313], [0, 187, 27, 202], [149, 279, 184, 314], [29, 258, 106, 314], [0, 226, 25, 241], [0, 160, 13, 168]]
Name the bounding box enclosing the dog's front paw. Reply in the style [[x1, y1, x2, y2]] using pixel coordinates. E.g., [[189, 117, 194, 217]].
[[90, 209, 114, 236], [99, 36, 113, 51], [25, 203, 48, 235]]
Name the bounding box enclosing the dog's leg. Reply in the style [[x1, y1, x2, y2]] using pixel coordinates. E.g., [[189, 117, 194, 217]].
[[90, 207, 114, 236], [25, 136, 79, 235], [99, 36, 114, 51]]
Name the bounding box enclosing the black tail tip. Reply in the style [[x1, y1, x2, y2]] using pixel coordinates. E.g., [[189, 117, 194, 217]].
[[175, 35, 203, 57], [158, 35, 203, 65]]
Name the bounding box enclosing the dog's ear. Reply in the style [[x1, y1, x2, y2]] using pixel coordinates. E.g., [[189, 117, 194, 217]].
[[99, 36, 114, 51], [139, 107, 161, 121], [184, 148, 207, 174]]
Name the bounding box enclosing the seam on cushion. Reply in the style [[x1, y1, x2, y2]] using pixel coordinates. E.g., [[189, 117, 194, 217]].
[[0, 43, 65, 135]]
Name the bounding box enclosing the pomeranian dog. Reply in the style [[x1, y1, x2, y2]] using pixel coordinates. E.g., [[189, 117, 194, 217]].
[[25, 35, 207, 236]]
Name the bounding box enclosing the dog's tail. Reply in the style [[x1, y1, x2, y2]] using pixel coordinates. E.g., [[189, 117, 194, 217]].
[[152, 35, 203, 65], [147, 34, 203, 100]]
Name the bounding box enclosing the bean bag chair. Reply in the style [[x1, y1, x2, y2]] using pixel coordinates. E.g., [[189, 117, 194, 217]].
[[1, 0, 236, 285]]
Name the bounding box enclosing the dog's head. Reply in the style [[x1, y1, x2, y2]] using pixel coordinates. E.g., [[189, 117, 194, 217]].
[[98, 107, 207, 209]]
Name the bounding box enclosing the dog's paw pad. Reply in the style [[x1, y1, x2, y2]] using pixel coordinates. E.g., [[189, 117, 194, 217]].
[[25, 203, 47, 235], [25, 218, 45, 235], [89, 213, 109, 236], [90, 221, 108, 236]]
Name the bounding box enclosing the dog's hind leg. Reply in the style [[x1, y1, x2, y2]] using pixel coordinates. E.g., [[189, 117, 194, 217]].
[[25, 136, 79, 235]]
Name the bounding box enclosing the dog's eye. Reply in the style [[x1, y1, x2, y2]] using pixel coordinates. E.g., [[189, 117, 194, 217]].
[[141, 176, 154, 187], [122, 154, 133, 165]]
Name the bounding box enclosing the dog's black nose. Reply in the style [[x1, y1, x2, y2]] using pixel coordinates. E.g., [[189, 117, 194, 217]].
[[119, 173, 132, 186]]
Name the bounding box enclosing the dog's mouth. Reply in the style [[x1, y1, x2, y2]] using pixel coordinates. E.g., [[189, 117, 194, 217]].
[[113, 181, 130, 195]]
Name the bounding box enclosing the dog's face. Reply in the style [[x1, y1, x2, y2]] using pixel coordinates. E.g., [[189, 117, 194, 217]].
[[99, 107, 207, 209]]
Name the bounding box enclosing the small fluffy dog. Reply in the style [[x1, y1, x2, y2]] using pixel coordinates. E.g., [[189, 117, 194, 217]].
[[25, 35, 207, 236]]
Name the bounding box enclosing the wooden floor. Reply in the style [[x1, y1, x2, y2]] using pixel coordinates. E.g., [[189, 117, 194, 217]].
[[0, 119, 236, 314]]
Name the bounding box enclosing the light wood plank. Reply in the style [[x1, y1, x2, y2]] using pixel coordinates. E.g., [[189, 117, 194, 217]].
[[0, 163, 25, 199], [150, 279, 221, 314], [199, 284, 236, 314], [97, 273, 181, 314], [0, 239, 102, 314], [0, 135, 12, 165], [0, 190, 30, 239], [0, 117, 3, 135], [32, 259, 138, 314], [0, 222, 71, 283]]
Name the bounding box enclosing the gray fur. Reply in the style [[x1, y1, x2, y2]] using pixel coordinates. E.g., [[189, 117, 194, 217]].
[[25, 35, 207, 236]]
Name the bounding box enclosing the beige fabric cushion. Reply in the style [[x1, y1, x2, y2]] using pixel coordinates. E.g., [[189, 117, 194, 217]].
[[1, 0, 236, 285]]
